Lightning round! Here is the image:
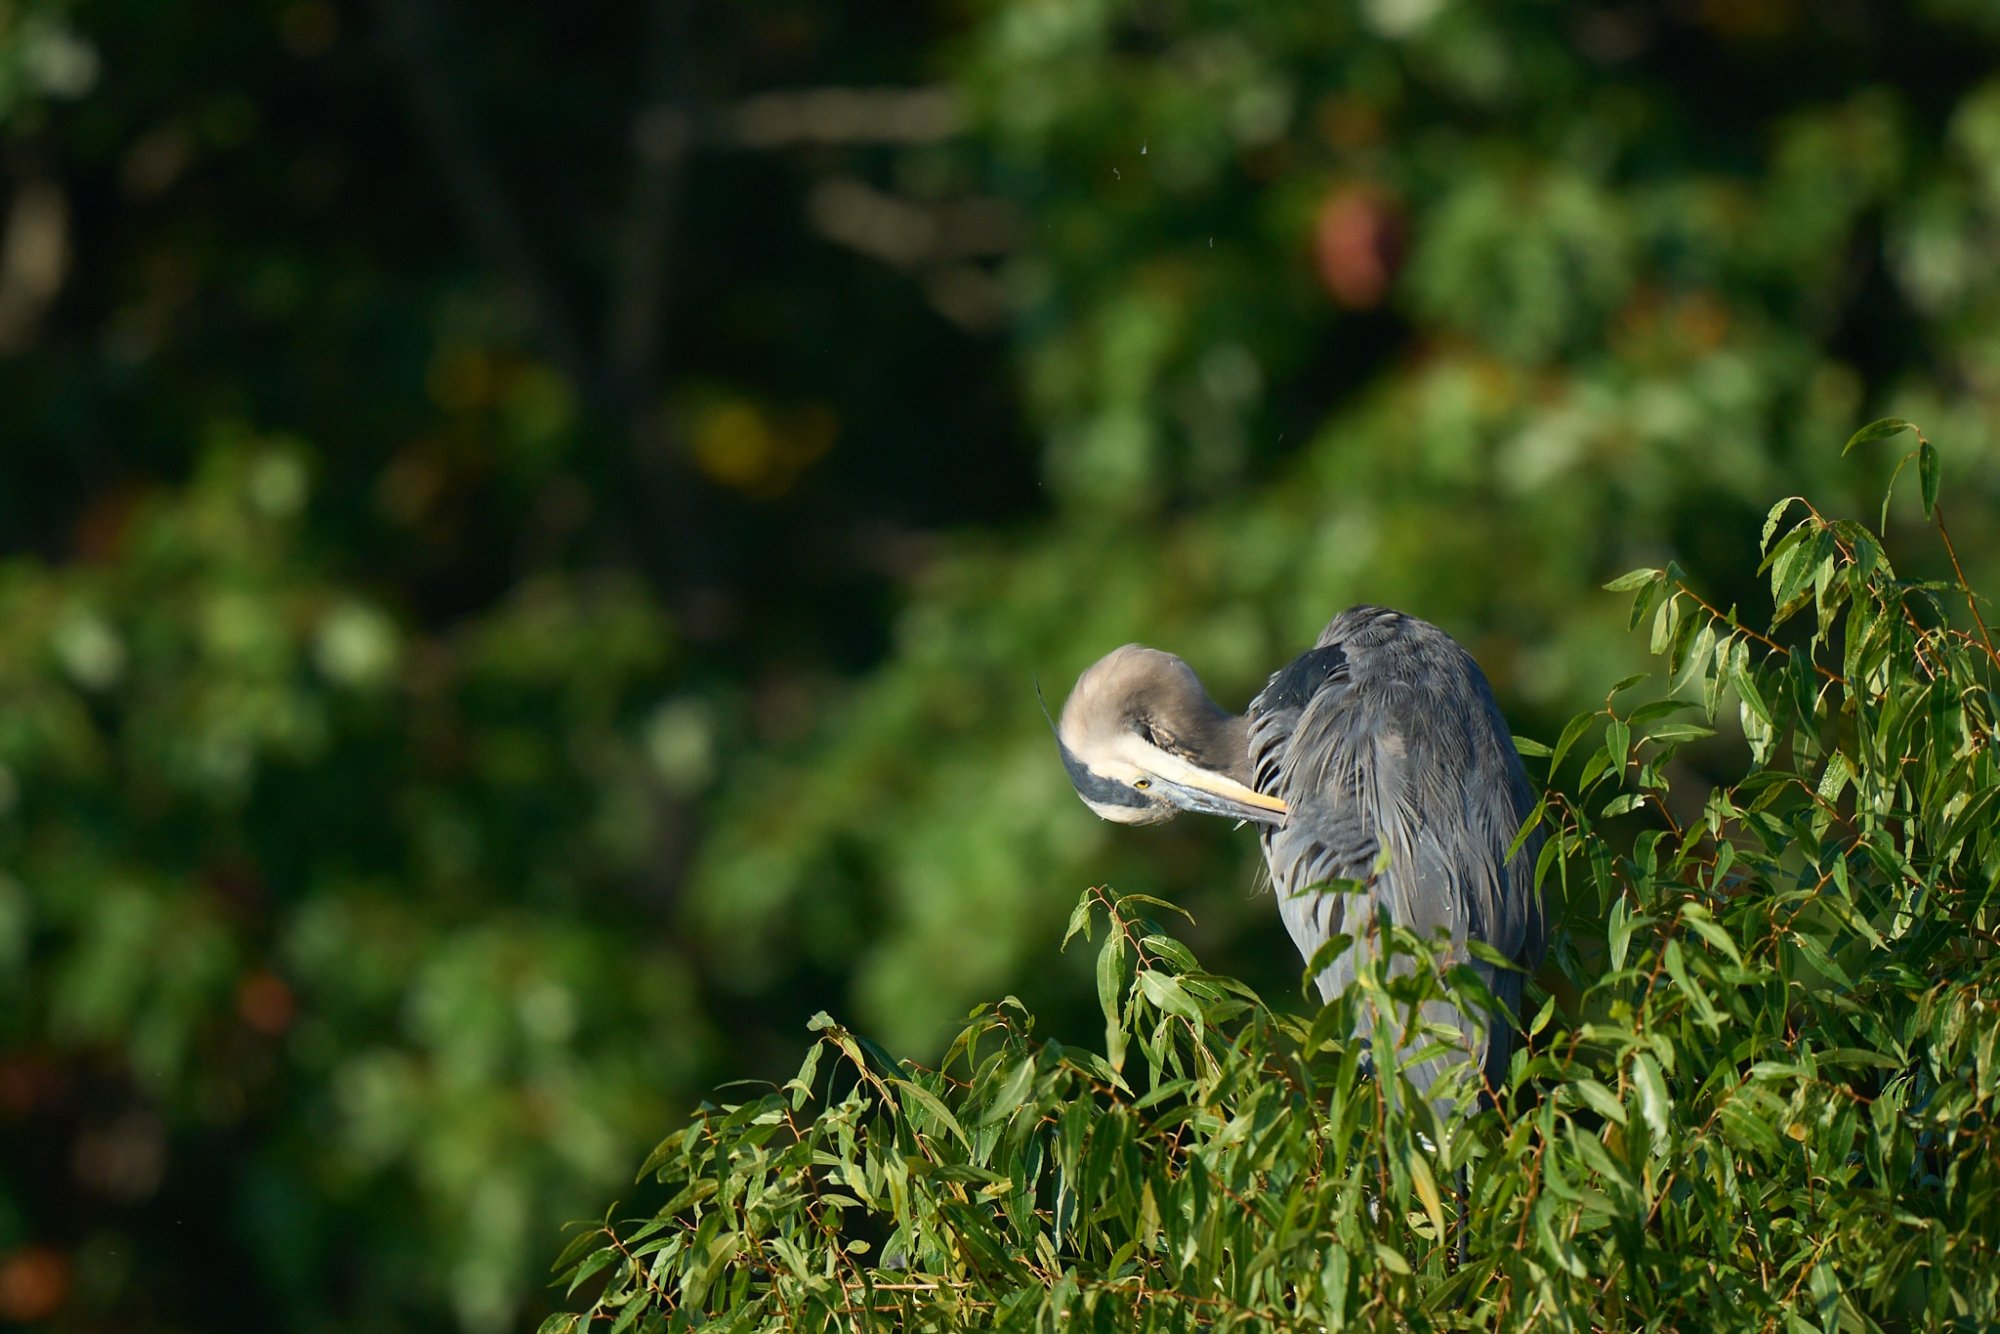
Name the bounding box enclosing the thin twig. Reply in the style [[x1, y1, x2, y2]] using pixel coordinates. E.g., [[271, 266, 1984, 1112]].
[[1676, 581, 1845, 686], [1934, 505, 2000, 674]]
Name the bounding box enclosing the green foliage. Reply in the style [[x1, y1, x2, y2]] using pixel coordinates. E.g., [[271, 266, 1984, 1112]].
[[7, 2, 2000, 1329], [0, 438, 701, 1329], [552, 462, 2000, 1329]]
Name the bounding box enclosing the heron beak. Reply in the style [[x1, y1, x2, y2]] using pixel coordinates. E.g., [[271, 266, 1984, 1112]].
[[1146, 754, 1288, 825]]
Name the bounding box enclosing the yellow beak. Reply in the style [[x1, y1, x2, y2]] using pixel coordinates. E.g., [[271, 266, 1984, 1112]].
[[1147, 751, 1289, 821]]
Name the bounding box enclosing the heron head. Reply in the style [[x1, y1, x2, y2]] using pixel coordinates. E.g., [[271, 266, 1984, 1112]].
[[1053, 645, 1288, 827]]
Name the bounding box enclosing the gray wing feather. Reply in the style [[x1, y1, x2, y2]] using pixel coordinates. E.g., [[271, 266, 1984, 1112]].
[[1249, 607, 1545, 1103]]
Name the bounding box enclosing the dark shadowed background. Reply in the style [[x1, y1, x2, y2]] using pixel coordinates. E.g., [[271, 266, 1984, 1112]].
[[2, 0, 1997, 1328]]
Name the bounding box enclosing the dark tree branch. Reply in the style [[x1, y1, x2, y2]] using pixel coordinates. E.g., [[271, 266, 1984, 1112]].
[[370, 0, 590, 391], [604, 0, 725, 605], [608, 0, 695, 393], [371, 0, 725, 609]]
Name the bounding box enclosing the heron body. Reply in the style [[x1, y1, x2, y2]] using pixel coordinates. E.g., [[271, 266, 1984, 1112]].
[[1056, 606, 1546, 1109]]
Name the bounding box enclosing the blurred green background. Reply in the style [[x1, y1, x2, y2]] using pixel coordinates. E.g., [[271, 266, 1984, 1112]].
[[2, 0, 1998, 1328]]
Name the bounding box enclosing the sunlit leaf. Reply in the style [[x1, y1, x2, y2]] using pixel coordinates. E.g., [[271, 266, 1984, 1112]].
[[1843, 418, 1914, 453]]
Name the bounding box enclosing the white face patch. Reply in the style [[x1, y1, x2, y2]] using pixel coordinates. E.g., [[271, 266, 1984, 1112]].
[[1067, 742, 1173, 824], [1083, 793, 1172, 825]]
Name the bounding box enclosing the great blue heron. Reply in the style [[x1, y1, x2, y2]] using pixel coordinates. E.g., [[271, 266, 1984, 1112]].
[[1056, 605, 1546, 1111]]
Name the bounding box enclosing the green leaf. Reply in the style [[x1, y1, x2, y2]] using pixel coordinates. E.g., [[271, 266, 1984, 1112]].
[[1649, 594, 1681, 656], [1097, 927, 1128, 1071], [565, 1247, 619, 1298], [1881, 449, 1916, 533], [1528, 992, 1556, 1037], [1321, 1247, 1350, 1327], [1139, 933, 1197, 972], [1506, 797, 1548, 862], [1603, 567, 1661, 592], [1919, 438, 1939, 519], [1061, 893, 1094, 950], [1646, 722, 1715, 744], [1551, 712, 1597, 776], [978, 1057, 1037, 1127], [680, 1231, 740, 1310], [1608, 896, 1638, 971], [1662, 939, 1720, 1029], [787, 1039, 824, 1111], [1843, 417, 1914, 453], [1627, 575, 1668, 632], [1109, 892, 1194, 922], [1534, 1202, 1589, 1278], [1762, 496, 1805, 551], [1815, 751, 1854, 806], [1303, 932, 1355, 987], [1670, 621, 1717, 697], [1136, 969, 1203, 1025], [552, 1226, 612, 1275], [1573, 1079, 1627, 1125], [1407, 1147, 1446, 1238], [1631, 1053, 1671, 1141], [1372, 1242, 1411, 1276], [1678, 906, 1744, 966], [890, 1077, 971, 1151], [1769, 526, 1825, 628], [1736, 670, 1774, 727]]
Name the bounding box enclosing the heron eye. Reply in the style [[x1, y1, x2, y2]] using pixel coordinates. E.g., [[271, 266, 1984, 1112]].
[[1134, 778, 1152, 790]]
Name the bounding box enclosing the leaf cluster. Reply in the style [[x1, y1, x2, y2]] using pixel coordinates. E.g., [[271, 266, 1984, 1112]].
[[550, 888, 1489, 1333]]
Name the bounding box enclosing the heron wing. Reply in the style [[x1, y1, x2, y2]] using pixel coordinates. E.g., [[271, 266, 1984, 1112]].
[[1248, 607, 1545, 1095]]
